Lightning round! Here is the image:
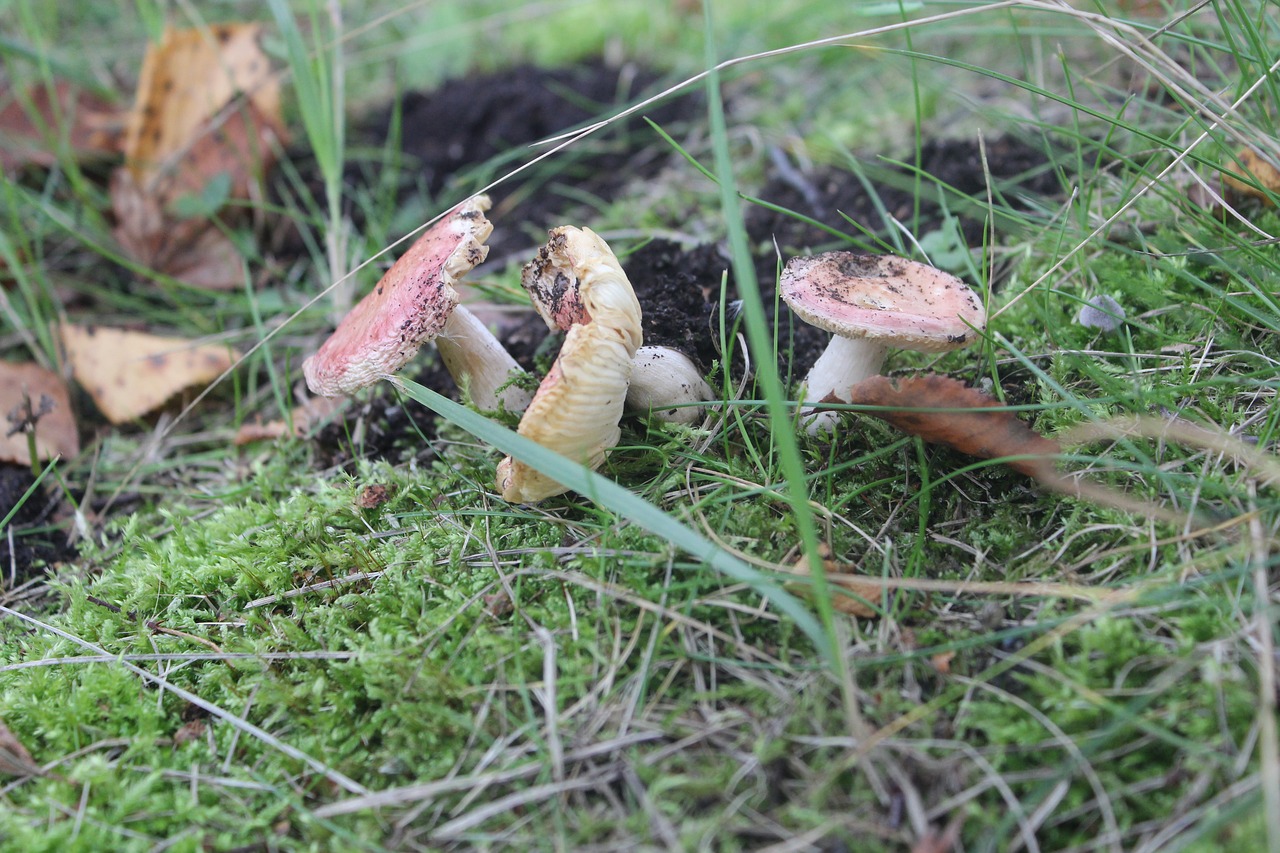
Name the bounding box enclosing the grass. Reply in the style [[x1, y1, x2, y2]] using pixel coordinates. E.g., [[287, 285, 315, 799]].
[[2, 0, 1279, 850]]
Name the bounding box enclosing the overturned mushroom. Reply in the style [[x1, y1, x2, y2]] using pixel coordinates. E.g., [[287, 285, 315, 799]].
[[302, 195, 531, 412], [497, 226, 643, 502], [780, 252, 985, 434], [522, 241, 714, 425]]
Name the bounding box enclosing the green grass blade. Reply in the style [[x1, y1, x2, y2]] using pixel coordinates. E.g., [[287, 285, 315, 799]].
[[392, 377, 829, 660]]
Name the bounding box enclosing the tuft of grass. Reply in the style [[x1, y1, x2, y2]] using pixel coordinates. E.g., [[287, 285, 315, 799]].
[[1, 1, 1279, 850]]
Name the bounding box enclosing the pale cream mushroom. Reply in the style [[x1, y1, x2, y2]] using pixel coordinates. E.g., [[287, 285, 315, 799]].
[[496, 226, 642, 502], [626, 346, 714, 425], [780, 252, 986, 434], [520, 235, 713, 425], [302, 195, 532, 412]]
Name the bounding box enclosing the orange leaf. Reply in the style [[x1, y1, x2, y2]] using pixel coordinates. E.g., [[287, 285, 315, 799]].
[[786, 553, 879, 618], [1222, 146, 1280, 204], [0, 362, 80, 465], [123, 24, 281, 189], [59, 324, 240, 424], [234, 395, 346, 445], [845, 374, 1059, 478], [113, 24, 284, 290]]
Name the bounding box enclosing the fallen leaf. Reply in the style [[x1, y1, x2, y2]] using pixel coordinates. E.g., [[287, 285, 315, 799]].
[[0, 718, 44, 778], [786, 552, 879, 618], [233, 394, 346, 445], [59, 323, 240, 424], [112, 24, 284, 290], [844, 374, 1059, 478], [122, 24, 279, 188], [0, 80, 122, 171], [172, 719, 207, 746], [0, 362, 80, 465], [929, 651, 955, 675], [355, 484, 393, 510], [112, 168, 249, 291], [1222, 146, 1280, 204]]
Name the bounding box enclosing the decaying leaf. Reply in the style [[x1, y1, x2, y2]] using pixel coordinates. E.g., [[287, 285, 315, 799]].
[[0, 80, 122, 171], [0, 362, 80, 465], [844, 374, 1059, 478], [233, 394, 346, 445], [785, 552, 880, 618], [0, 718, 44, 778], [112, 24, 284, 290], [1222, 146, 1280, 204], [122, 24, 279, 186], [59, 323, 240, 424]]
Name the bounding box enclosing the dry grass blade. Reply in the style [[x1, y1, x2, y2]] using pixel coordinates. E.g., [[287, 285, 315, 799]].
[[313, 732, 662, 818]]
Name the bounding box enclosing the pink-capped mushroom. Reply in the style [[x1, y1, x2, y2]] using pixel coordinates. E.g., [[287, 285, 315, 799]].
[[780, 252, 986, 434], [302, 195, 531, 413], [496, 226, 642, 502]]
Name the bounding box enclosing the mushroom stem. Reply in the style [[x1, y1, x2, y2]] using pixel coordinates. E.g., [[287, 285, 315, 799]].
[[436, 306, 533, 413], [800, 336, 888, 434]]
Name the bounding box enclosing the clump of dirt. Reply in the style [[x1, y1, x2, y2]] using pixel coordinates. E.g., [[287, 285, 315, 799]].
[[349, 59, 701, 258], [624, 239, 828, 383], [0, 466, 75, 584], [746, 135, 1062, 254]]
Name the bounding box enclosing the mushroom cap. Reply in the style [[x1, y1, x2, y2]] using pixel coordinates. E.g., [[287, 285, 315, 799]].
[[626, 345, 713, 424], [499, 226, 642, 502], [302, 195, 492, 396], [497, 320, 634, 502], [779, 252, 985, 353]]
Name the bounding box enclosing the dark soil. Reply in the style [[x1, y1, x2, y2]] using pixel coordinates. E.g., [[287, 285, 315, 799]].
[[623, 239, 828, 383], [746, 135, 1063, 254], [346, 58, 701, 259], [0, 466, 74, 584]]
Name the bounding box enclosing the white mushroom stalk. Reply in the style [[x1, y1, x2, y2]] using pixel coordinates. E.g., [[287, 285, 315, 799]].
[[497, 226, 642, 503], [302, 195, 530, 412], [626, 346, 714, 425], [435, 307, 533, 412], [780, 252, 986, 435]]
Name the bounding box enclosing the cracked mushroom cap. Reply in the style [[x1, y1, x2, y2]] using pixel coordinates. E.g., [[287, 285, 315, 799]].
[[302, 195, 492, 396], [779, 252, 985, 352], [497, 226, 642, 503]]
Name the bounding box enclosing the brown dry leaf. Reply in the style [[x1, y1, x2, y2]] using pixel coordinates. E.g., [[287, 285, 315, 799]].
[[233, 394, 346, 445], [845, 374, 1059, 479], [1222, 146, 1280, 204], [0, 80, 122, 171], [929, 651, 955, 676], [786, 552, 879, 618], [112, 24, 283, 290], [59, 323, 240, 424], [0, 361, 80, 465], [123, 24, 279, 188], [0, 717, 44, 778]]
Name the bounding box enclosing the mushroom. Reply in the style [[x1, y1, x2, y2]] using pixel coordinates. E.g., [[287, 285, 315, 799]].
[[780, 251, 986, 434], [1076, 294, 1125, 333], [496, 226, 642, 502], [626, 346, 714, 425], [521, 241, 714, 425], [302, 195, 532, 413]]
